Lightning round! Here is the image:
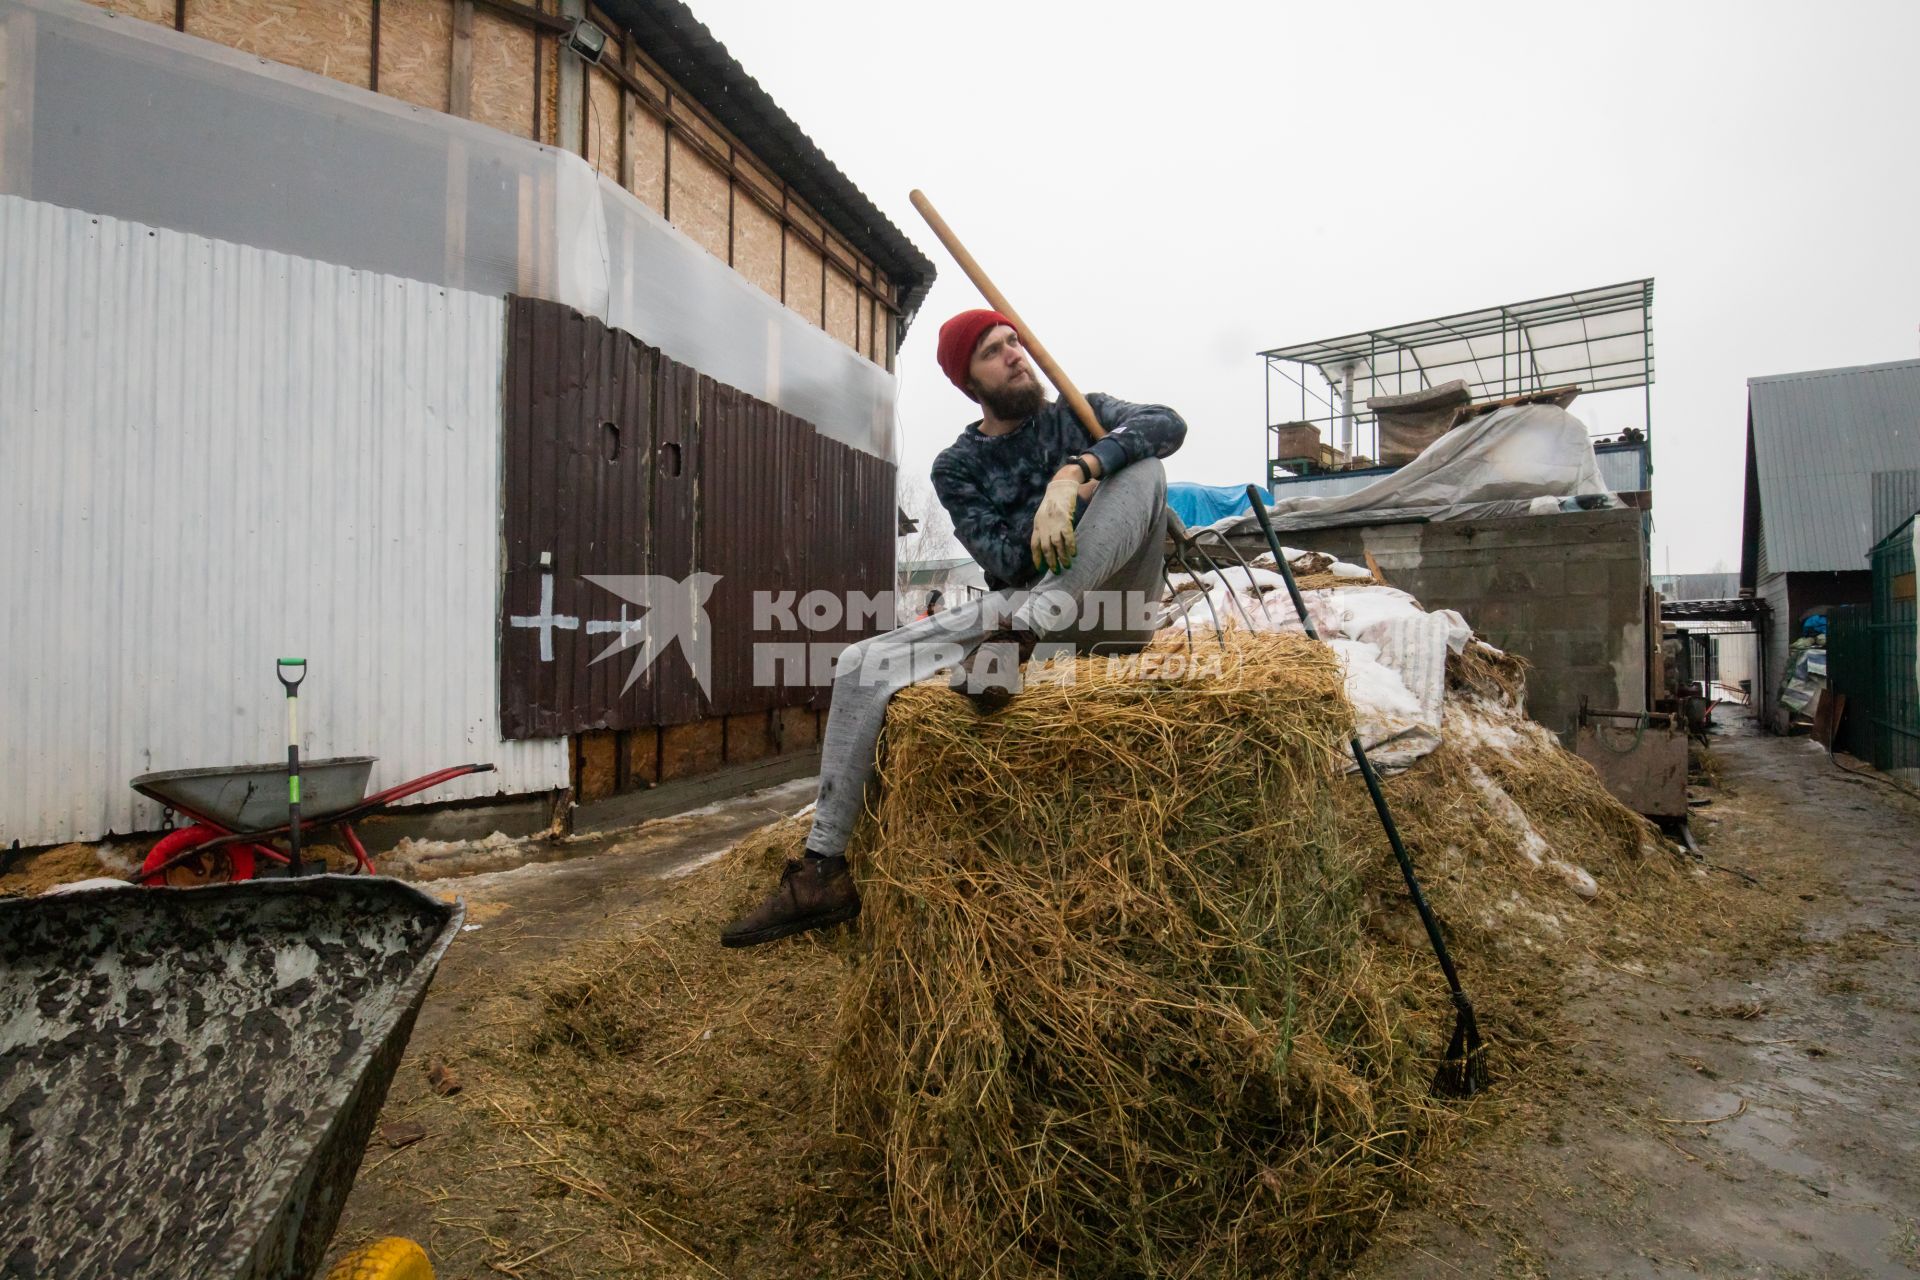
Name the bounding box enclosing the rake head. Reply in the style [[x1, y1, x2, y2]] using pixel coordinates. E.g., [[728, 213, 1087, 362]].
[[1431, 993, 1490, 1098]]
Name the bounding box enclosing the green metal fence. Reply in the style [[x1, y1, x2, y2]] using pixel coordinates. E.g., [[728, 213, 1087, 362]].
[[1827, 604, 1876, 760], [1867, 518, 1919, 776]]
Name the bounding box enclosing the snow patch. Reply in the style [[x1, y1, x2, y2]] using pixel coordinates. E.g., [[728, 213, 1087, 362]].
[[388, 830, 523, 860], [1466, 761, 1599, 898]]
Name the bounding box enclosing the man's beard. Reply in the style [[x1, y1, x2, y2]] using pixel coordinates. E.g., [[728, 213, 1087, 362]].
[[976, 377, 1048, 422]]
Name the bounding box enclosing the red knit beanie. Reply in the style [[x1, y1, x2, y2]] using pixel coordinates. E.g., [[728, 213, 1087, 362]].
[[936, 309, 1015, 399]]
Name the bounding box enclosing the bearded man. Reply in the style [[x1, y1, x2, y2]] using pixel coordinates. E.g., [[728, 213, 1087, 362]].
[[720, 309, 1186, 948]]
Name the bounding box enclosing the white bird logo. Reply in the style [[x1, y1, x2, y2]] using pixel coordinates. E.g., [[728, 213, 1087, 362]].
[[581, 573, 723, 697]]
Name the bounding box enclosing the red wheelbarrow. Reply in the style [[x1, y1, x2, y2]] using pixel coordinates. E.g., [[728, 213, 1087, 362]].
[[131, 757, 496, 886]]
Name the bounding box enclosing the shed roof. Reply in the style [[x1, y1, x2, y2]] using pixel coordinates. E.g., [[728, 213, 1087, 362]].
[[1742, 358, 1920, 576], [1260, 279, 1654, 402], [602, 0, 936, 326]]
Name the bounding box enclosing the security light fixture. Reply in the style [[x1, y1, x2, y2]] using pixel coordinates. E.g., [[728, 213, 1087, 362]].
[[567, 18, 609, 66]]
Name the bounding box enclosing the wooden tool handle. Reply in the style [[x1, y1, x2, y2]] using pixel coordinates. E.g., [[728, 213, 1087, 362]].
[[909, 189, 1105, 442]]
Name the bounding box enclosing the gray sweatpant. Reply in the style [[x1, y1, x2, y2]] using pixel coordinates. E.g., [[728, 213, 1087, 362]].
[[806, 458, 1169, 856]]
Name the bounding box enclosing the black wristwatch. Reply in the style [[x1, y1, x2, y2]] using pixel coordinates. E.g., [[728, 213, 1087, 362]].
[[1070, 455, 1095, 483]]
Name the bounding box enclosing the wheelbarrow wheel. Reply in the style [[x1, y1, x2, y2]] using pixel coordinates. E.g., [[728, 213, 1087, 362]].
[[139, 825, 258, 887], [326, 1237, 434, 1280]]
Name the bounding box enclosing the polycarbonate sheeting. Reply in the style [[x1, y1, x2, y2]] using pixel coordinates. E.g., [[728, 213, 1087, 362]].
[[0, 195, 568, 846], [0, 0, 895, 460], [1265, 281, 1654, 406], [599, 176, 896, 459], [0, 0, 594, 311]]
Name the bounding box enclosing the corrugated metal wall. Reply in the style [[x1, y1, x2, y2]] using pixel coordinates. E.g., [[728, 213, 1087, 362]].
[[1760, 572, 1793, 715], [499, 298, 662, 739], [499, 297, 897, 737], [700, 379, 818, 719], [1596, 441, 1650, 495], [0, 195, 569, 846]]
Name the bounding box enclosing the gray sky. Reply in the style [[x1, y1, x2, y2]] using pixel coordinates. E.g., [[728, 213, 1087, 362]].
[[694, 0, 1920, 574]]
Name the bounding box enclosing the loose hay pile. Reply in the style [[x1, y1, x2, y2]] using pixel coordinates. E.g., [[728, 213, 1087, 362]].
[[496, 617, 1693, 1278], [0, 842, 117, 897]]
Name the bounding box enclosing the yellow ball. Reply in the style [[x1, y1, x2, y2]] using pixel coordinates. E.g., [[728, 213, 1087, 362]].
[[325, 1237, 434, 1280]]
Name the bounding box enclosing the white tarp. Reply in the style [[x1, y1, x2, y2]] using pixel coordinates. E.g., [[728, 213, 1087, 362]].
[[1215, 404, 1621, 535], [1162, 569, 1470, 773]]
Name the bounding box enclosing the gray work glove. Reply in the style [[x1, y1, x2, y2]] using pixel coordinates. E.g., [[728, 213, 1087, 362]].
[[1030, 472, 1082, 575]]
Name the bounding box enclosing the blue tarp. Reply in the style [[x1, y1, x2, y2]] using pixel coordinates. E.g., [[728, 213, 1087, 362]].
[[1167, 482, 1271, 530]]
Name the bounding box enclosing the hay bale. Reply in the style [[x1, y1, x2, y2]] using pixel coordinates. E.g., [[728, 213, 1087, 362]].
[[834, 634, 1448, 1276]]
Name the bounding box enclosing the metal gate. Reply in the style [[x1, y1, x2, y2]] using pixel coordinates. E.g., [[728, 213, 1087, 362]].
[[1868, 519, 1920, 776]]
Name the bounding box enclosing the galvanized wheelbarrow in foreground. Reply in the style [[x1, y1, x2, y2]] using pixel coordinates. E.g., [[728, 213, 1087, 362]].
[[132, 758, 496, 886], [0, 877, 464, 1279]]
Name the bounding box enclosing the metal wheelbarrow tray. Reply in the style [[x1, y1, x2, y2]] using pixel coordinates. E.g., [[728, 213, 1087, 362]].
[[129, 758, 495, 884], [0, 877, 464, 1279], [132, 757, 380, 832]]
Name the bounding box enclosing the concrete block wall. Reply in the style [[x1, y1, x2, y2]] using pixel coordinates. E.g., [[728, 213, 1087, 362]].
[[1236, 508, 1650, 740]]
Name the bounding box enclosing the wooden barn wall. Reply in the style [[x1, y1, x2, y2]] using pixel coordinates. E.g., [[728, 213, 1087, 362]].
[[501, 297, 894, 742], [81, 0, 897, 370]]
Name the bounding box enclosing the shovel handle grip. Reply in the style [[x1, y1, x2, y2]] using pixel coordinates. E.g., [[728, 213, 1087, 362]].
[[277, 658, 306, 695], [909, 189, 1105, 442]]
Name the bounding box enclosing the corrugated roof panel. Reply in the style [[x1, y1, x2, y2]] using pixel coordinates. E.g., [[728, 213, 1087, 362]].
[[1747, 359, 1920, 573], [1872, 469, 1920, 546], [0, 195, 568, 846]]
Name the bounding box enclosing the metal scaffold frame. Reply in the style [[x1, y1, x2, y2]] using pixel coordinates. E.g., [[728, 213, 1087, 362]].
[[1260, 279, 1655, 483]]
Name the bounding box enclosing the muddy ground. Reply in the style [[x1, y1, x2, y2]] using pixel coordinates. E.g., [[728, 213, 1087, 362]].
[[1351, 714, 1920, 1279], [326, 714, 1920, 1278]]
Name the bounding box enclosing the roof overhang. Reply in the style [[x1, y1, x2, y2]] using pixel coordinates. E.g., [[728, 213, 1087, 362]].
[[601, 0, 937, 328], [1662, 597, 1770, 623]]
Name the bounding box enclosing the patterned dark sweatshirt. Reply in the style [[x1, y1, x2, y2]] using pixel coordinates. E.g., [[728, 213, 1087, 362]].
[[930, 393, 1187, 591]]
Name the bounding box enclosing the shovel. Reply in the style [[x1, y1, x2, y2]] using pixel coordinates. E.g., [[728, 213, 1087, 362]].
[[1244, 488, 1488, 1098], [278, 658, 307, 876]]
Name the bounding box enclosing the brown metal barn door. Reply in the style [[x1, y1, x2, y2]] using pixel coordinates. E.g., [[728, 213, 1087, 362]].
[[850, 447, 898, 633], [501, 296, 898, 739], [700, 381, 818, 717], [807, 435, 868, 703], [500, 298, 654, 738], [649, 358, 703, 725]]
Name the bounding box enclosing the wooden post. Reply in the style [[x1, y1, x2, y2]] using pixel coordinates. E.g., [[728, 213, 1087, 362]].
[[616, 30, 633, 188], [556, 0, 585, 157], [449, 0, 474, 117]]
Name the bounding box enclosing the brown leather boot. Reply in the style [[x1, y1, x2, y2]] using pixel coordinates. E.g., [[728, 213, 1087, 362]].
[[949, 626, 1039, 713], [719, 854, 861, 948]]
